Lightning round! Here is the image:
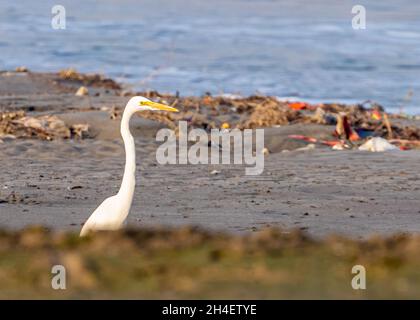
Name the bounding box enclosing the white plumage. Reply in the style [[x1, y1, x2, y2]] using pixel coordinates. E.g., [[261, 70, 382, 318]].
[[80, 96, 178, 236]]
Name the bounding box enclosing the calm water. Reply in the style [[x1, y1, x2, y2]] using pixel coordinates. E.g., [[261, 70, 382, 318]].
[[0, 0, 419, 113]]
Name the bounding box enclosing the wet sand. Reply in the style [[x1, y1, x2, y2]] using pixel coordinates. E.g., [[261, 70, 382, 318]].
[[1, 70, 420, 238]]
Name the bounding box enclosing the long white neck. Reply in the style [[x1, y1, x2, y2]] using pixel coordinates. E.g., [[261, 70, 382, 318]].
[[117, 106, 136, 207]]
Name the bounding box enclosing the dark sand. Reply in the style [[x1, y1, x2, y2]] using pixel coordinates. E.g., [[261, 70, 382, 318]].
[[1, 71, 420, 238]]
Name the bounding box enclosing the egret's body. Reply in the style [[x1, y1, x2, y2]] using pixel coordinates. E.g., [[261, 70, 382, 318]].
[[80, 96, 178, 236]]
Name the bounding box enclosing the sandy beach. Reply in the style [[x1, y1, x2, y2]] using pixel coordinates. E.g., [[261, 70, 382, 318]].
[[1, 70, 419, 239]]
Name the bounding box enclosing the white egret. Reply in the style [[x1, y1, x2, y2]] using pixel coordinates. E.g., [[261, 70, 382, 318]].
[[80, 96, 178, 236]]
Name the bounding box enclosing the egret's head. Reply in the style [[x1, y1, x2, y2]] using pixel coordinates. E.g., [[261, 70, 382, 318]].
[[127, 96, 179, 113]]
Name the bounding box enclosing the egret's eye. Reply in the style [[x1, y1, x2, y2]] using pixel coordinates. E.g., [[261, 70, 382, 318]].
[[139, 101, 146, 106]]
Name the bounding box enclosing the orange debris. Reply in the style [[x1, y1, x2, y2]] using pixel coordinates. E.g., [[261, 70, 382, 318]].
[[372, 110, 382, 120], [288, 102, 308, 111]]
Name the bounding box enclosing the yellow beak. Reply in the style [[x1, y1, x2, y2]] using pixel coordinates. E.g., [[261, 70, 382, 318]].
[[142, 100, 179, 112]]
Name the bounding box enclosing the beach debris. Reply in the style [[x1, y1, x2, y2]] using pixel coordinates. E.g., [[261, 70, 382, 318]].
[[1, 72, 418, 148], [59, 68, 80, 79], [312, 107, 336, 125], [221, 122, 230, 129], [288, 102, 308, 111], [108, 106, 122, 120], [67, 185, 83, 191], [383, 113, 393, 139], [358, 137, 399, 152], [75, 86, 89, 96], [84, 91, 415, 146], [0, 111, 90, 140], [262, 147, 270, 155], [334, 113, 360, 141], [58, 68, 121, 90], [288, 135, 343, 148], [15, 66, 29, 73], [240, 98, 302, 129], [70, 124, 90, 139], [332, 143, 345, 151], [371, 109, 382, 120], [295, 143, 316, 151], [378, 124, 420, 141], [15, 115, 70, 139], [389, 139, 420, 150], [202, 95, 213, 105], [1, 110, 25, 121]]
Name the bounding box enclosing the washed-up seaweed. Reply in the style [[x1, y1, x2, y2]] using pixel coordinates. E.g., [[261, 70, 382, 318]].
[[0, 111, 90, 140], [58, 68, 121, 90], [117, 93, 420, 144]]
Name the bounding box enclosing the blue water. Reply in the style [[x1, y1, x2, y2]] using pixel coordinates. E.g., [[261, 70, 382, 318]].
[[0, 0, 419, 113]]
